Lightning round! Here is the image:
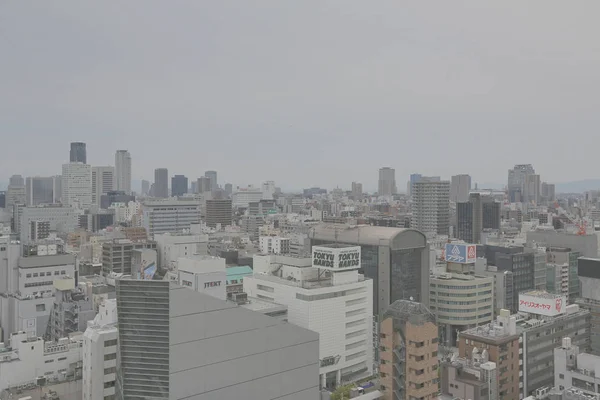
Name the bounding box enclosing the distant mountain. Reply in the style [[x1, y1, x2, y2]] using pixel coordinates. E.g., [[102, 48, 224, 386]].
[[555, 179, 600, 194]]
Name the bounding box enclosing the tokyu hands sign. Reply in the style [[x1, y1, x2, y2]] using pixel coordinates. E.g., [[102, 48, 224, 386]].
[[312, 245, 361, 271]]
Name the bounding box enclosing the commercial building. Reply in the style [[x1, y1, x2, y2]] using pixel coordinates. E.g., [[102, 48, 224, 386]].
[[577, 257, 600, 355], [70, 141, 87, 163], [411, 177, 450, 235], [83, 299, 118, 400], [457, 194, 501, 243], [26, 176, 61, 206], [309, 224, 430, 316], [248, 199, 277, 216], [18, 205, 82, 243], [5, 176, 26, 211], [141, 199, 201, 237], [507, 164, 535, 203], [197, 176, 211, 193], [379, 300, 439, 400], [153, 168, 169, 198], [352, 182, 363, 200], [46, 277, 95, 341], [177, 255, 227, 300], [101, 239, 157, 275], [62, 162, 92, 209], [115, 279, 319, 399], [232, 189, 264, 208], [91, 166, 115, 206], [114, 150, 132, 194], [205, 199, 232, 227], [259, 236, 291, 254], [205, 170, 218, 191], [440, 353, 497, 400], [155, 231, 208, 270], [0, 330, 83, 392], [100, 190, 135, 209], [527, 229, 599, 258], [545, 246, 580, 302], [141, 179, 149, 196], [245, 246, 374, 389], [459, 310, 521, 400], [554, 337, 600, 394], [451, 174, 472, 203], [541, 182, 556, 203], [171, 174, 188, 197], [378, 167, 396, 197]]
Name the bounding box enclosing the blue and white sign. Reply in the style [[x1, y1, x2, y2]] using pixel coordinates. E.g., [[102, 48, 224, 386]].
[[445, 243, 477, 264]]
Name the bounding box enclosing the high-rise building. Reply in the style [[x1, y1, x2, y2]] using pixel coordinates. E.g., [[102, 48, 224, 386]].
[[204, 170, 218, 191], [114, 150, 132, 194], [541, 182, 556, 203], [141, 199, 201, 237], [101, 239, 157, 276], [115, 279, 319, 399], [92, 166, 115, 206], [524, 173, 541, 205], [190, 180, 198, 194], [457, 194, 500, 243], [25, 176, 61, 205], [309, 224, 430, 316], [507, 164, 535, 203], [141, 179, 150, 196], [19, 205, 81, 243], [407, 173, 422, 197], [261, 180, 276, 199], [62, 162, 92, 209], [197, 176, 211, 193], [154, 168, 169, 198], [205, 199, 232, 227], [378, 167, 396, 196], [577, 257, 600, 355], [9, 174, 24, 186], [450, 174, 471, 203], [351, 181, 363, 200], [411, 177, 450, 235], [379, 300, 439, 400], [171, 174, 188, 197], [224, 183, 233, 196], [70, 142, 87, 163], [6, 175, 26, 210]]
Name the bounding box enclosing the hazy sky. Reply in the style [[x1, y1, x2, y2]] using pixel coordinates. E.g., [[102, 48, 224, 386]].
[[2, 1, 600, 191]]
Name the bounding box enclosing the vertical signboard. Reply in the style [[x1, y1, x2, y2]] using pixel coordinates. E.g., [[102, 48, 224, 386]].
[[445, 244, 477, 264]]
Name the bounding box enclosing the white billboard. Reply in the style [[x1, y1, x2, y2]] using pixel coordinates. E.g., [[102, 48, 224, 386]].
[[519, 293, 566, 317], [312, 246, 361, 271]]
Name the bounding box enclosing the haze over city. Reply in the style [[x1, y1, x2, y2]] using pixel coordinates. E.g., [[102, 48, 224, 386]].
[[3, 1, 600, 190]]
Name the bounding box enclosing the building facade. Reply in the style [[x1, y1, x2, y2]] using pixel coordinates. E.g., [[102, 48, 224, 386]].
[[101, 239, 157, 275], [411, 178, 450, 235], [62, 162, 92, 209], [451, 174, 472, 203], [171, 174, 188, 197], [91, 166, 115, 206], [26, 176, 61, 206], [378, 167, 396, 197], [153, 168, 169, 198], [205, 199, 232, 227], [205, 170, 218, 191], [114, 150, 132, 194], [70, 142, 87, 163], [141, 200, 201, 237]]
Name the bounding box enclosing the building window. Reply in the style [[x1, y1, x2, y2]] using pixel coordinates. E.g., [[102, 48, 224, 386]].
[[104, 367, 116, 375], [104, 339, 117, 347], [45, 359, 54, 363], [36, 304, 46, 312], [60, 270, 66, 275], [104, 353, 117, 361], [559, 373, 564, 379], [26, 273, 32, 278], [58, 357, 67, 361], [104, 381, 116, 389], [33, 273, 39, 277]]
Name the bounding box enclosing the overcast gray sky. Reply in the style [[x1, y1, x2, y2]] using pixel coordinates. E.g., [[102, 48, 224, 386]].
[[2, 1, 599, 191]]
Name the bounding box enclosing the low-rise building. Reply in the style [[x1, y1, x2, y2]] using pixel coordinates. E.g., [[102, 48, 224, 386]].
[[440, 353, 498, 400], [259, 236, 291, 254]]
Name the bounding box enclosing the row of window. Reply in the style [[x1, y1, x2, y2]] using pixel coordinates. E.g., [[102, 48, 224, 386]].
[[26, 270, 67, 278], [25, 281, 53, 288], [44, 356, 68, 364]]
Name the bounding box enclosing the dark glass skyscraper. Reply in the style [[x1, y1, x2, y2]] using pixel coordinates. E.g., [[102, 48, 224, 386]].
[[154, 168, 169, 198], [171, 174, 188, 197], [69, 142, 87, 163]]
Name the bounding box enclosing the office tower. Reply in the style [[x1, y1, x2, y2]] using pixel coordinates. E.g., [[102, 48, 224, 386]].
[[441, 353, 497, 400], [154, 168, 169, 198], [526, 229, 598, 258], [114, 150, 132, 194], [224, 183, 233, 196], [259, 236, 291, 254], [154, 231, 209, 270], [83, 299, 118, 400], [232, 188, 264, 208], [25, 176, 61, 205], [29, 220, 51, 241], [141, 179, 150, 196], [545, 247, 580, 302], [554, 337, 600, 396], [459, 311, 520, 399], [171, 175, 188, 197], [310, 224, 430, 316], [62, 162, 92, 209], [46, 277, 96, 341], [577, 257, 600, 355], [19, 205, 81, 243], [141, 199, 201, 237], [204, 170, 217, 190], [100, 190, 135, 209], [197, 176, 211, 193], [91, 166, 115, 206], [457, 194, 500, 243], [541, 182, 556, 203], [411, 177, 450, 235], [115, 279, 319, 399], [261, 180, 276, 199], [101, 239, 157, 275], [524, 173, 541, 205], [378, 167, 396, 196], [450, 174, 471, 203], [6, 175, 26, 210], [379, 300, 439, 400], [69, 142, 87, 163], [190, 180, 198, 194], [0, 192, 5, 208], [351, 181, 363, 200], [244, 245, 373, 389], [205, 199, 232, 227], [407, 173, 422, 197], [507, 164, 535, 203]]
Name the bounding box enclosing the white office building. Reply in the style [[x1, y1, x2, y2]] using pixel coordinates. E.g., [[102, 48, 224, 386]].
[[91, 166, 115, 206], [411, 177, 450, 235], [262, 181, 276, 200], [19, 205, 82, 243], [0, 331, 83, 392], [155, 232, 209, 270], [83, 299, 118, 400], [259, 236, 291, 255], [451, 174, 472, 203], [115, 150, 132, 194], [62, 162, 92, 209], [232, 189, 264, 208], [177, 255, 227, 301], [244, 245, 374, 389], [141, 200, 201, 238]]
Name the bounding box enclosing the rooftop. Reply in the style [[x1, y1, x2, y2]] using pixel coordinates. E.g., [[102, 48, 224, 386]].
[[309, 224, 427, 248], [521, 290, 565, 300]]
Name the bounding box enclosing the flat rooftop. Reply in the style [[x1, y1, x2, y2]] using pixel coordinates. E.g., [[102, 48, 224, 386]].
[[315, 243, 359, 249], [521, 290, 565, 299]]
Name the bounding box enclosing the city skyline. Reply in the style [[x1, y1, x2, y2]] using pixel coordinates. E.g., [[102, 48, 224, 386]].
[[3, 2, 600, 189]]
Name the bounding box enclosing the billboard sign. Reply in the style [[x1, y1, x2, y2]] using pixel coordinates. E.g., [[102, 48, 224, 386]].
[[519, 293, 566, 317], [312, 246, 361, 271], [445, 244, 477, 264]]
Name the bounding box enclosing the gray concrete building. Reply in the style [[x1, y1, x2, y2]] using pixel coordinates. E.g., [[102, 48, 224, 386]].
[[377, 167, 396, 196], [154, 168, 169, 198], [25, 176, 61, 206], [70, 142, 87, 163], [101, 239, 157, 275], [205, 199, 232, 228], [527, 229, 599, 258], [19, 205, 81, 243], [115, 279, 319, 400], [171, 174, 188, 197], [457, 194, 501, 244], [411, 177, 450, 235], [205, 170, 218, 191], [577, 257, 600, 355], [141, 199, 201, 237], [309, 224, 429, 316], [451, 174, 471, 203]]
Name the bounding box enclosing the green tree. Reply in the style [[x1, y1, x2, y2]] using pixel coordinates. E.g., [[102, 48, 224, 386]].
[[330, 384, 354, 400]]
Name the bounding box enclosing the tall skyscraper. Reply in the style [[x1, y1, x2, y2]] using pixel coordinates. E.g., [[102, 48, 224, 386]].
[[154, 168, 169, 198], [456, 193, 500, 243], [407, 173, 422, 197], [197, 176, 211, 193], [411, 177, 450, 235], [541, 182, 556, 203], [141, 180, 150, 196], [204, 170, 217, 191], [450, 174, 471, 203], [224, 183, 233, 196], [507, 164, 535, 203], [9, 174, 24, 186], [524, 173, 541, 205], [115, 150, 132, 194], [70, 142, 87, 164], [378, 167, 396, 196], [205, 199, 232, 227], [25, 176, 61, 205], [6, 175, 26, 210], [171, 174, 188, 197], [351, 181, 363, 200], [92, 166, 115, 206], [62, 162, 92, 209]]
